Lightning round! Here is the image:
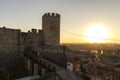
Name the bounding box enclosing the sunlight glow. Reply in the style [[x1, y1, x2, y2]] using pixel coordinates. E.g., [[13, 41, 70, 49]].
[[85, 24, 109, 43]]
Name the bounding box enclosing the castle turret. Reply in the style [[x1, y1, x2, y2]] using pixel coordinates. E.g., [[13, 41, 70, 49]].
[[42, 13, 60, 45]]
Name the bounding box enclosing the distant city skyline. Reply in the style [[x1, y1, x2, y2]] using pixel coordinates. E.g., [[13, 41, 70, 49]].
[[0, 0, 120, 43]]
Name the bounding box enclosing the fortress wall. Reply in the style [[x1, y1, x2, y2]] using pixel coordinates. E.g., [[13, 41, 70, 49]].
[[20, 32, 28, 52], [0, 27, 20, 52], [0, 13, 60, 52], [24, 29, 43, 50], [41, 45, 67, 68], [0, 27, 43, 52], [43, 45, 65, 53]]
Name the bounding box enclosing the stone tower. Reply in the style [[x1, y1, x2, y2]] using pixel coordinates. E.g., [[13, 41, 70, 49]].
[[42, 13, 60, 45]]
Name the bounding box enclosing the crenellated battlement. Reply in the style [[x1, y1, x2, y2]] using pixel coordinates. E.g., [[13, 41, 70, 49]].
[[43, 13, 60, 17], [27, 29, 43, 34]]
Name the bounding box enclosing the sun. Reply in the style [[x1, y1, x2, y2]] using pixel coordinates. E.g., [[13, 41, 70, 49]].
[[85, 25, 109, 43]]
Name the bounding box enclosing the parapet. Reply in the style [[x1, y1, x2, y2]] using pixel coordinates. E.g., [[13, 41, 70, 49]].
[[28, 30, 30, 33], [42, 13, 60, 18], [38, 29, 43, 33], [31, 29, 37, 33], [27, 29, 43, 34], [3, 26, 6, 29]]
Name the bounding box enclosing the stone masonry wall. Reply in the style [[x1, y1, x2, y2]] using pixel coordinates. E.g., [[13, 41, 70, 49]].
[[42, 13, 60, 45], [0, 27, 20, 52], [0, 27, 43, 52], [24, 29, 43, 51]]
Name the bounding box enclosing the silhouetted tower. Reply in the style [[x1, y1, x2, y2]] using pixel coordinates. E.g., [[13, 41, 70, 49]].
[[42, 13, 60, 45]]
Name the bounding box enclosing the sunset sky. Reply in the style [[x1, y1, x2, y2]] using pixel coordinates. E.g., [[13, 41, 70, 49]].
[[0, 0, 120, 43]]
